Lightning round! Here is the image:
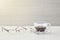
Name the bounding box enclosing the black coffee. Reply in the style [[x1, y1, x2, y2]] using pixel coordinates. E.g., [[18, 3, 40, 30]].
[[35, 26, 46, 32]]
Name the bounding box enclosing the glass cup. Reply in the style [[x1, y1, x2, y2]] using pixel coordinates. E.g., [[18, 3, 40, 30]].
[[33, 23, 51, 32]]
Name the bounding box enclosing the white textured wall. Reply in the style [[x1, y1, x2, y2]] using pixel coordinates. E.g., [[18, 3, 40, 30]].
[[0, 0, 60, 26]]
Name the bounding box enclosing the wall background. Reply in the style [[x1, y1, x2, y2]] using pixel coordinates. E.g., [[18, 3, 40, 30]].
[[0, 0, 60, 26]]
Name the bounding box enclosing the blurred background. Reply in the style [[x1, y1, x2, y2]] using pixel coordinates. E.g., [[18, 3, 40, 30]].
[[0, 0, 60, 26]]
